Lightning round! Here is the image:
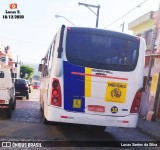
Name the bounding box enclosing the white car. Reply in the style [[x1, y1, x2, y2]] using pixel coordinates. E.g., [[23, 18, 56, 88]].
[[0, 68, 16, 118]]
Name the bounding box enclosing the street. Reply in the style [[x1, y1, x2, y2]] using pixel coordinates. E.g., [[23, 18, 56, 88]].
[[0, 89, 158, 149]]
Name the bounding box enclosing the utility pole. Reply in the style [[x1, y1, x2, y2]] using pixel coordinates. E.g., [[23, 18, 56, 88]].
[[153, 1, 160, 120], [121, 22, 125, 32], [78, 2, 100, 28], [17, 55, 19, 63]]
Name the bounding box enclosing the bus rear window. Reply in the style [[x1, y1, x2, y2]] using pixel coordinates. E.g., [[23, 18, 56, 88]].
[[0, 71, 4, 78], [66, 29, 140, 71]]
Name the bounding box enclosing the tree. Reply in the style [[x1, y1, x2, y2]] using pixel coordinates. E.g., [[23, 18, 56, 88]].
[[20, 65, 34, 79]]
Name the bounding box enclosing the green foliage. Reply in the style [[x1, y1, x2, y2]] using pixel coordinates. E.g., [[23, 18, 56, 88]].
[[20, 65, 34, 79]]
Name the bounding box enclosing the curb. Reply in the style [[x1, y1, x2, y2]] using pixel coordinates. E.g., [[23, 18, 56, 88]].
[[137, 119, 160, 141]]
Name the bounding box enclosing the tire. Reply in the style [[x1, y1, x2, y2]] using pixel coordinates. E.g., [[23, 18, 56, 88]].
[[94, 126, 106, 132], [26, 94, 29, 100], [40, 103, 43, 112], [11, 99, 16, 110], [87, 125, 106, 132], [42, 114, 49, 124], [42, 105, 49, 124], [6, 107, 11, 118], [40, 100, 44, 112]]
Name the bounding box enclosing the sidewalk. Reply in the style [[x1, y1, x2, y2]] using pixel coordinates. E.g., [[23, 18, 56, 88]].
[[137, 118, 160, 141]]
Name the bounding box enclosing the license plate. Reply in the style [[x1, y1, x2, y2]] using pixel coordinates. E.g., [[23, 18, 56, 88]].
[[88, 105, 105, 112], [15, 92, 20, 94]]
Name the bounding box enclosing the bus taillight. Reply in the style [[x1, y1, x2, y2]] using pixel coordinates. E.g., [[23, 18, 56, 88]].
[[50, 78, 62, 107], [130, 89, 143, 113], [53, 89, 58, 96]]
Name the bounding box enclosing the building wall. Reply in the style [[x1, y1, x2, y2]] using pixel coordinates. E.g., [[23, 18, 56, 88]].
[[0, 45, 13, 68], [128, 11, 158, 69], [131, 20, 154, 35]]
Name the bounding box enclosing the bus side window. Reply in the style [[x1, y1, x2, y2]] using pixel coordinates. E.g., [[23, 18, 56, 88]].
[[48, 45, 52, 61], [43, 65, 49, 77], [41, 58, 47, 77], [48, 39, 56, 71], [41, 37, 56, 78], [47, 45, 52, 76], [132, 50, 137, 64]]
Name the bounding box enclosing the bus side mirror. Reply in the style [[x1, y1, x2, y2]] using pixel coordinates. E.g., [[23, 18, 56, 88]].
[[38, 64, 42, 72]]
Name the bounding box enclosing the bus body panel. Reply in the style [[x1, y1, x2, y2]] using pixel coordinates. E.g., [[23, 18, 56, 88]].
[[62, 61, 142, 117], [44, 105, 138, 127]]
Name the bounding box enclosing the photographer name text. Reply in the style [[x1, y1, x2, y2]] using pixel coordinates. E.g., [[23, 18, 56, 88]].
[[121, 142, 158, 147]]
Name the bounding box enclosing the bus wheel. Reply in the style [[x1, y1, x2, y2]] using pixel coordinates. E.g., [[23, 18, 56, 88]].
[[26, 94, 29, 100], [11, 98, 16, 110], [6, 107, 11, 118], [42, 114, 49, 124], [40, 106, 43, 112], [87, 125, 106, 132], [40, 102, 43, 112]]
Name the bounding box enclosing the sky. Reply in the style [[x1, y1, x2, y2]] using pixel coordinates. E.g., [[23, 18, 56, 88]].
[[0, 0, 159, 64]]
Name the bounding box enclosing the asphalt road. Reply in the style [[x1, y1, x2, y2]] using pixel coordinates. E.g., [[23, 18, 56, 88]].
[[0, 89, 158, 150]]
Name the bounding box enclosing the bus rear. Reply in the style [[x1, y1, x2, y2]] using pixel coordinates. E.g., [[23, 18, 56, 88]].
[[48, 26, 145, 128]]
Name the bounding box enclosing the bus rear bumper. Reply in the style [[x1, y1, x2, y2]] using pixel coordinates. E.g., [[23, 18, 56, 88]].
[[46, 106, 138, 128], [60, 112, 138, 128]]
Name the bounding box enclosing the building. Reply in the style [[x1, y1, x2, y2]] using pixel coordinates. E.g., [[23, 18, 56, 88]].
[[0, 44, 20, 78], [128, 11, 160, 121], [0, 44, 13, 67]]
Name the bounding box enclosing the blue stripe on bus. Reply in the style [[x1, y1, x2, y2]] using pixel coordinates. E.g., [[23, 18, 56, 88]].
[[63, 61, 85, 112]]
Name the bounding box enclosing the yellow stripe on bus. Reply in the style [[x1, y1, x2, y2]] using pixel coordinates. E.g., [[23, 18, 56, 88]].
[[85, 68, 92, 97]]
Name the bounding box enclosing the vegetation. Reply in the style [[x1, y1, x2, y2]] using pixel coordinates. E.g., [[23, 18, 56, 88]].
[[20, 65, 34, 79]]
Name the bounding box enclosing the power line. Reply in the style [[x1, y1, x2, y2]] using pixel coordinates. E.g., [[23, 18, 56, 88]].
[[104, 0, 148, 29], [0, 36, 47, 46]]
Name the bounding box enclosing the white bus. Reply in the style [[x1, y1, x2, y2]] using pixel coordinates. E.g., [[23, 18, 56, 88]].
[[38, 25, 146, 128]]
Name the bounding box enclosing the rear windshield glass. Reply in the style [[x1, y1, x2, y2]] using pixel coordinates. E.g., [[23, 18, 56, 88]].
[[66, 28, 140, 71], [0, 71, 4, 78], [15, 79, 27, 84], [34, 82, 39, 85]]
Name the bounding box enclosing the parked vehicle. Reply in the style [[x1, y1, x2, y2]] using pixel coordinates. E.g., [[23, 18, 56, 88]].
[[0, 68, 16, 118], [32, 81, 40, 89], [15, 78, 30, 99]]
